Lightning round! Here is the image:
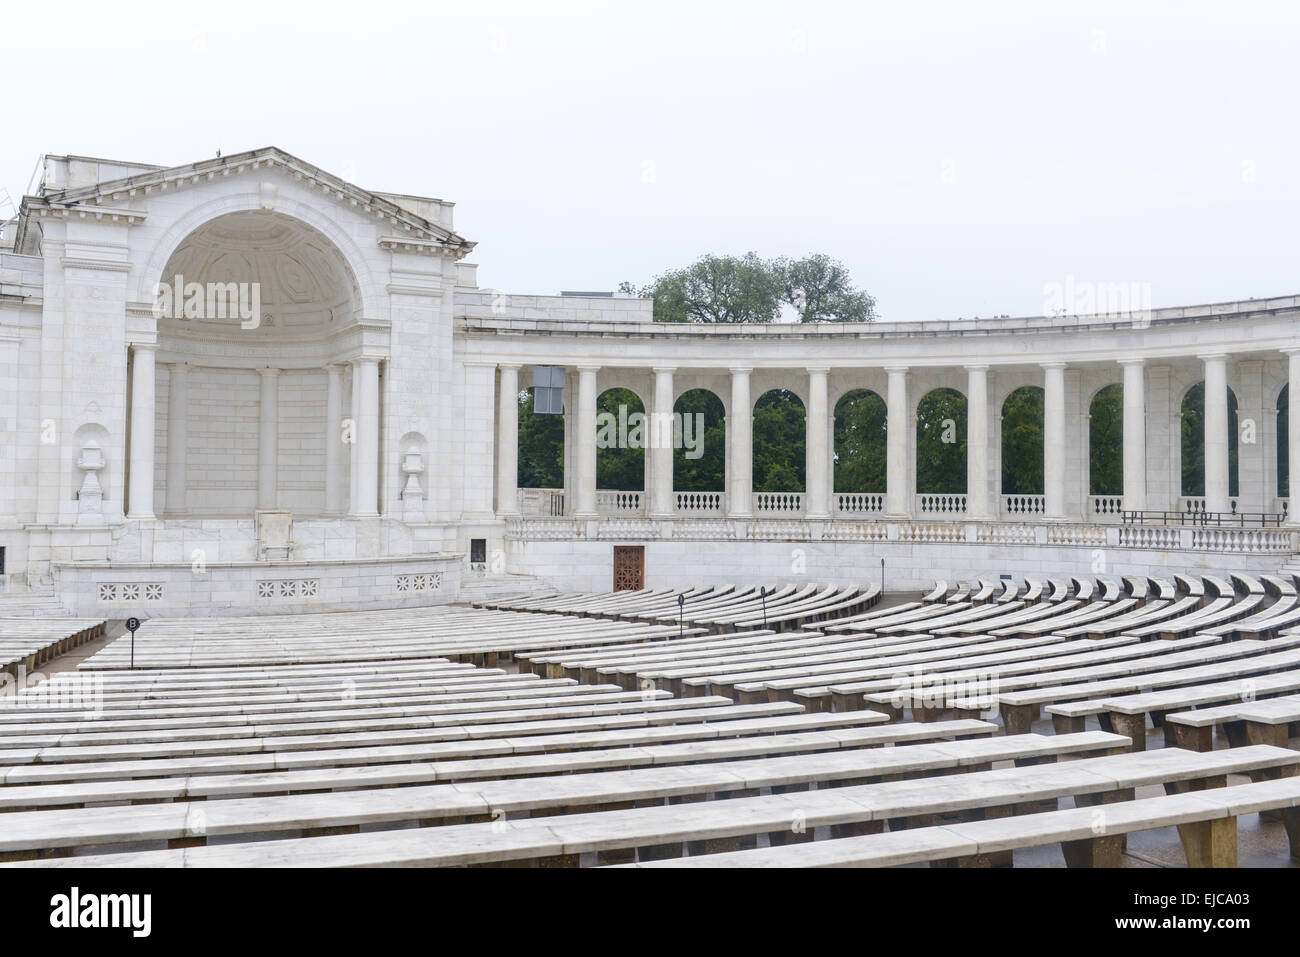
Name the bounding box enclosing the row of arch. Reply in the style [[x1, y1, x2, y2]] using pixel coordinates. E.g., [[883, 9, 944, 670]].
[[517, 383, 1291, 497]]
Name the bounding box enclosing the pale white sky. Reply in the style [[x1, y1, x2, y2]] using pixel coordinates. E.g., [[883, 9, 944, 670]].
[[3, 0, 1297, 321]]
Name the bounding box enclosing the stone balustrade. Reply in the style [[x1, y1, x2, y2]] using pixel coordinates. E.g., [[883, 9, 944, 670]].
[[754, 491, 804, 514], [505, 515, 1299, 554], [675, 490, 725, 513]]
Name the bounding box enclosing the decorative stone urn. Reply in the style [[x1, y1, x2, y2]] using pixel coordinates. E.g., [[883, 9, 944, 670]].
[[400, 447, 425, 522], [76, 442, 105, 522]]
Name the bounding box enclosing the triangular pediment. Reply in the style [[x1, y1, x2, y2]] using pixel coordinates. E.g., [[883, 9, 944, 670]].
[[21, 146, 475, 258]]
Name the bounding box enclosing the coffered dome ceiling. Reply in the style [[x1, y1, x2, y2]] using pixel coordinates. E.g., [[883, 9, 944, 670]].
[[158, 211, 359, 341]]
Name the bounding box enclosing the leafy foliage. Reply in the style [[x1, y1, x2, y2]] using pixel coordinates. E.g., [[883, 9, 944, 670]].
[[834, 389, 887, 492], [516, 387, 563, 488], [624, 252, 875, 324], [915, 388, 967, 494], [596, 388, 645, 491], [752, 390, 806, 491], [1089, 385, 1123, 495], [774, 253, 877, 323], [673, 389, 727, 491], [1001, 387, 1044, 495], [626, 253, 780, 324]]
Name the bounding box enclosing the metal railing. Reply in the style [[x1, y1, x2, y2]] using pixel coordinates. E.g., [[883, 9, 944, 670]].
[[1122, 509, 1287, 528]]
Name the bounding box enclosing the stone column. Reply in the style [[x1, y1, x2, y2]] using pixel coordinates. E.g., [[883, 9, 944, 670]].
[[1146, 364, 1175, 510], [1288, 350, 1300, 524], [324, 364, 346, 515], [1120, 358, 1147, 513], [728, 367, 753, 518], [574, 365, 599, 518], [126, 343, 157, 520], [496, 363, 520, 516], [256, 367, 280, 511], [562, 369, 576, 513], [885, 366, 909, 518], [1202, 353, 1230, 514], [348, 364, 359, 512], [965, 365, 990, 520], [1235, 359, 1266, 513], [806, 368, 830, 518], [1043, 361, 1067, 520], [349, 357, 381, 517], [649, 366, 675, 518], [164, 362, 191, 518]]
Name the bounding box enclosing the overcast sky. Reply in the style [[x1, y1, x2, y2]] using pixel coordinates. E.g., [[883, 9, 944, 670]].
[[3, 0, 1297, 322]]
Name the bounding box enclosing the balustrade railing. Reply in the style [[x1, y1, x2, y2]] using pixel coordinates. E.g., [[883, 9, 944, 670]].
[[835, 492, 885, 515], [1088, 495, 1124, 521], [1191, 527, 1293, 552], [518, 487, 565, 517], [1001, 494, 1045, 516], [916, 493, 967, 515], [1179, 496, 1241, 515], [753, 491, 804, 513], [676, 490, 725, 513], [596, 490, 644, 514], [505, 514, 1297, 553]]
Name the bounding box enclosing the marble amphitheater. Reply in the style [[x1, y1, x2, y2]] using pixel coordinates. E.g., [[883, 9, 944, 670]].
[[0, 147, 1298, 869]]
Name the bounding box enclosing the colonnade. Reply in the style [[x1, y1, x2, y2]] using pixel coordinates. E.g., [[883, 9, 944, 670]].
[[495, 352, 1300, 524]]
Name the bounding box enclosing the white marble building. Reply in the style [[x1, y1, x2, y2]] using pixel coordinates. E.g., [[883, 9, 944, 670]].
[[1, 147, 1298, 613]]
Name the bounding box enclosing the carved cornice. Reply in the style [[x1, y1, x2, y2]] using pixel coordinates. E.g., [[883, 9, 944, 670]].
[[22, 147, 475, 259]]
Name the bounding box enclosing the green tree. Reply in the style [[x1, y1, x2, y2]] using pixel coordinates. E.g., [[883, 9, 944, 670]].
[[1001, 387, 1044, 495], [673, 389, 726, 491], [624, 251, 875, 324], [631, 252, 781, 324], [752, 390, 806, 491], [916, 388, 967, 494], [516, 387, 563, 488], [834, 389, 887, 492], [596, 388, 645, 491], [1089, 384, 1123, 495], [776, 253, 877, 323]]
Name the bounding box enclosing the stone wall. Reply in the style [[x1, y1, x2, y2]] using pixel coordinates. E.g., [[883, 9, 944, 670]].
[[54, 552, 461, 617], [506, 538, 1286, 594]]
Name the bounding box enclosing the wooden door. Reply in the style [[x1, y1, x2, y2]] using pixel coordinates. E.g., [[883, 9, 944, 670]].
[[613, 545, 645, 591]]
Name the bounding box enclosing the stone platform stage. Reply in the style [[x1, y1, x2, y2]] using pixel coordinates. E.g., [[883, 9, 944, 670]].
[[51, 553, 462, 618]]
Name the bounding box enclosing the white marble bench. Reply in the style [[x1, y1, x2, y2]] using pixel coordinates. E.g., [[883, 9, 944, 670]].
[[0, 699, 805, 768], [1164, 693, 1300, 752], [671, 633, 1054, 701], [1003, 636, 1300, 734], [849, 634, 1232, 723], [619, 771, 1300, 868], [1087, 667, 1300, 751], [20, 742, 1300, 869], [732, 634, 1137, 708], [0, 712, 983, 788], [0, 731, 1131, 862], [0, 714, 990, 812]]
